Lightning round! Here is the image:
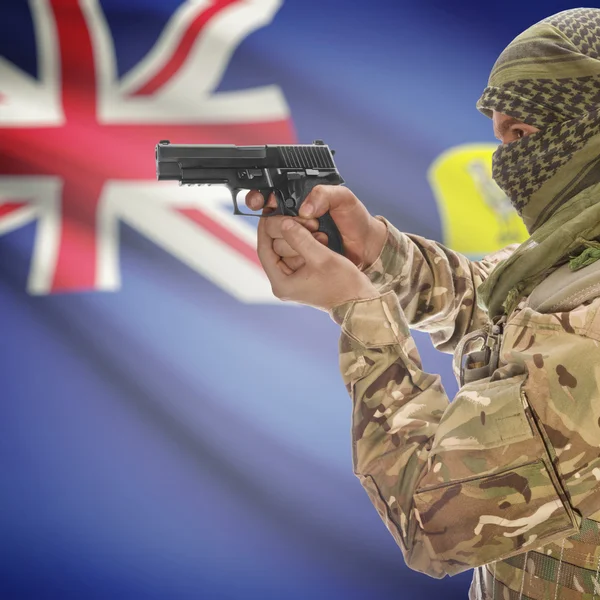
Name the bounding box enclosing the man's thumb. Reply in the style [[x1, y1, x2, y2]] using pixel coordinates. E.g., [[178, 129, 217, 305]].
[[299, 185, 352, 219], [280, 219, 327, 261]]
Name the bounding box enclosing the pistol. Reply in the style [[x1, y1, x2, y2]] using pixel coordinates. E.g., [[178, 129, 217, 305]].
[[155, 140, 344, 254]]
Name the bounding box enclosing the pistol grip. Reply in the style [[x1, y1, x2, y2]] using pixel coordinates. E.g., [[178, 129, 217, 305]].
[[316, 212, 343, 255]]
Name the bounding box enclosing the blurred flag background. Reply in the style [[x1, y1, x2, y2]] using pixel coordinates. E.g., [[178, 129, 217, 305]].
[[0, 1, 588, 598]]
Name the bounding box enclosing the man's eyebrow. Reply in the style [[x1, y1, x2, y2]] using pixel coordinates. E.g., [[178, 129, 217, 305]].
[[494, 116, 523, 140]]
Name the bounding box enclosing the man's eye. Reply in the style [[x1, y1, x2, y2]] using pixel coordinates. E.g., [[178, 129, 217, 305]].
[[513, 128, 525, 139]]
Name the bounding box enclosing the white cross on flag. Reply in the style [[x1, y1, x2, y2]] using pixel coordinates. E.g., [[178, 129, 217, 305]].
[[0, 0, 293, 302]]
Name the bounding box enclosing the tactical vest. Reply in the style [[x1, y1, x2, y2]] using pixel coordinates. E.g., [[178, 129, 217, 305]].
[[470, 518, 600, 599], [456, 259, 600, 600]]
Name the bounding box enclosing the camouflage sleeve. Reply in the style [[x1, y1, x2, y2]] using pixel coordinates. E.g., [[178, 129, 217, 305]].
[[331, 292, 582, 578], [363, 217, 518, 353]]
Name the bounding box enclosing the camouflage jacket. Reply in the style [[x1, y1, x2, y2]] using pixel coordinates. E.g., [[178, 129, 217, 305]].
[[330, 218, 600, 579]]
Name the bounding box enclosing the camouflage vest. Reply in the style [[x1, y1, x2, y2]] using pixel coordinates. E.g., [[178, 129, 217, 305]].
[[470, 518, 600, 599], [458, 259, 600, 599], [456, 259, 600, 386]]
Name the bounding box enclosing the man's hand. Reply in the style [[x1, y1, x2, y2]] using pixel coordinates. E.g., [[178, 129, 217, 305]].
[[258, 216, 379, 311], [246, 186, 387, 272]]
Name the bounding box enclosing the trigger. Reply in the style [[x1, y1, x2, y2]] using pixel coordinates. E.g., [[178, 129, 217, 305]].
[[260, 188, 283, 214], [260, 189, 272, 207]]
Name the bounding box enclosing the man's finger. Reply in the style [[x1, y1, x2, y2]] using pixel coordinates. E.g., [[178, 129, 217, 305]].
[[283, 255, 305, 272], [314, 232, 328, 246], [298, 185, 340, 217], [246, 191, 278, 212], [300, 217, 320, 233], [273, 231, 327, 257], [257, 216, 286, 281], [264, 215, 319, 240], [273, 238, 298, 258], [280, 219, 329, 262], [278, 260, 294, 276], [299, 185, 354, 218], [245, 190, 265, 211]]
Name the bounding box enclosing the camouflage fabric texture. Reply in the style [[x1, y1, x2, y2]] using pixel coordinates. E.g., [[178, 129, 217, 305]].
[[330, 219, 600, 598], [472, 519, 600, 600]]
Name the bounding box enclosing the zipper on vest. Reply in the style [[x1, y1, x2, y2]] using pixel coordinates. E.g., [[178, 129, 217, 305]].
[[520, 389, 580, 530]]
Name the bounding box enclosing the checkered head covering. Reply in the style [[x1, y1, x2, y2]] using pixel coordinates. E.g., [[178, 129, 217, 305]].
[[476, 8, 600, 234]]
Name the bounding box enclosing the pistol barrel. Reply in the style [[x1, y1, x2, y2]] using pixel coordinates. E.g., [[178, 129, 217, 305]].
[[155, 141, 337, 181]]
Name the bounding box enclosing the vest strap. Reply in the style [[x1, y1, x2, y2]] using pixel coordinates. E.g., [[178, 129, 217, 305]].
[[471, 564, 534, 599], [527, 259, 600, 313]]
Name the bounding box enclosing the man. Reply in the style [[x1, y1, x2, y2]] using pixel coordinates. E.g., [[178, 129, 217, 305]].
[[247, 8, 600, 599]]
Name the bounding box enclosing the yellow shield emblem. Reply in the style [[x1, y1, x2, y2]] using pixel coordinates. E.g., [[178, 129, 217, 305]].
[[428, 144, 528, 256]]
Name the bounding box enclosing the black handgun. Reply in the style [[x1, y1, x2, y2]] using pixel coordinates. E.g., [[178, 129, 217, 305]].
[[155, 140, 344, 254]]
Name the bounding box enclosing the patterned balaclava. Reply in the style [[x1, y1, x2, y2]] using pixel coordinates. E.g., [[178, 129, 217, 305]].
[[476, 8, 600, 234], [475, 8, 600, 318]]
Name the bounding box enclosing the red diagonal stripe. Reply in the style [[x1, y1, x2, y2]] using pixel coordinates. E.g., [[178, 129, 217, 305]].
[[177, 207, 262, 267], [131, 0, 240, 96], [0, 202, 27, 218]]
